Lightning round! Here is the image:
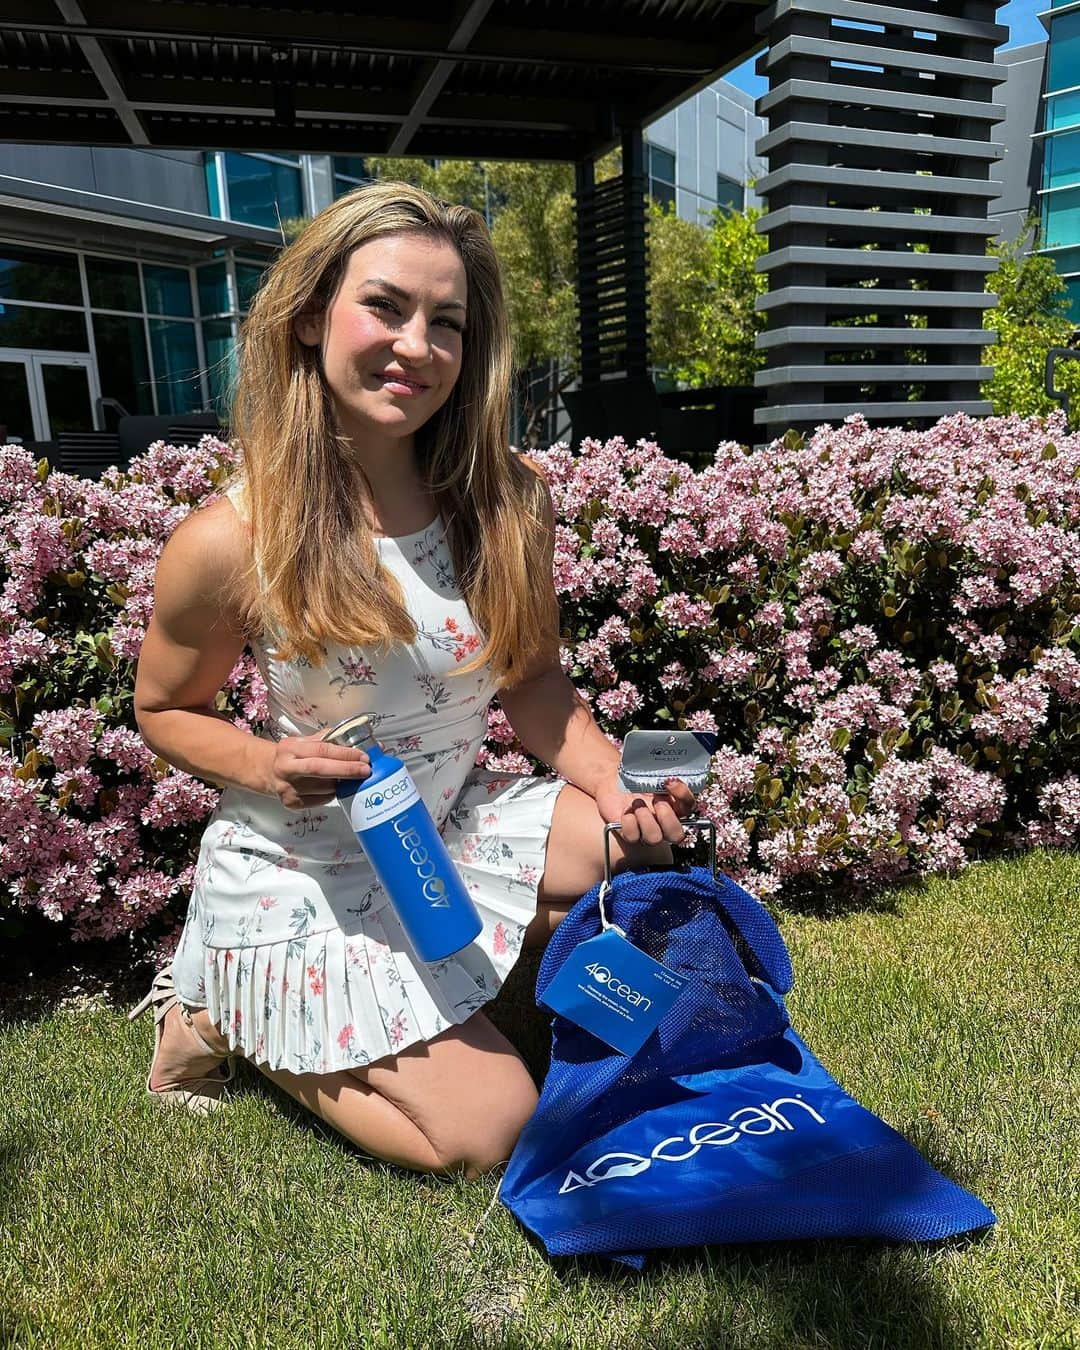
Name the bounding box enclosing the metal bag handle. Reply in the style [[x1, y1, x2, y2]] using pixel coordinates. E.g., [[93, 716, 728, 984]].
[[598, 817, 718, 932]]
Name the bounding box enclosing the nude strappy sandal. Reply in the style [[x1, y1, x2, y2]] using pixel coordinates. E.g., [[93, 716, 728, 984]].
[[129, 967, 234, 1114]]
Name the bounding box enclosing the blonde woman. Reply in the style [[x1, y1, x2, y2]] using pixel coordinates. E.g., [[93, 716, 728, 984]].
[[131, 181, 696, 1178]]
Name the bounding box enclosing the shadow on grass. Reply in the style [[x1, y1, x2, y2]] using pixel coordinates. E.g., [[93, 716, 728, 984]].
[[0, 912, 159, 1032], [544, 1230, 992, 1348]]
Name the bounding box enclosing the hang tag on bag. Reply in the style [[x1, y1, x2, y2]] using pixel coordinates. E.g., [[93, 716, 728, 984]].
[[540, 928, 690, 1056]]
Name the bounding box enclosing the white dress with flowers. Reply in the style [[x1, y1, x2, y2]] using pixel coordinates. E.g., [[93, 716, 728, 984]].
[[170, 483, 566, 1074]]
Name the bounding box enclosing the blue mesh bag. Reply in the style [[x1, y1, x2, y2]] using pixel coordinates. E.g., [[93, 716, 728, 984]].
[[500, 823, 995, 1268]]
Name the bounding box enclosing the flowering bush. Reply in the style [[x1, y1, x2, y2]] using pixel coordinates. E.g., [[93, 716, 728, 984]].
[[0, 437, 266, 942], [2, 411, 1079, 947], [480, 411, 1080, 899]]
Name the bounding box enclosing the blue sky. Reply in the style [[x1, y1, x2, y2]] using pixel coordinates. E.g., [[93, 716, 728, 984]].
[[724, 0, 1046, 98]]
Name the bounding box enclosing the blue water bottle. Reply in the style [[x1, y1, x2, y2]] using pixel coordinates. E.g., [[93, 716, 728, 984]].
[[325, 714, 483, 962]]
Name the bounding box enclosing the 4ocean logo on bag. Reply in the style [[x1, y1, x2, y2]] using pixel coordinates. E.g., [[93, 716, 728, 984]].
[[558, 1095, 828, 1194]]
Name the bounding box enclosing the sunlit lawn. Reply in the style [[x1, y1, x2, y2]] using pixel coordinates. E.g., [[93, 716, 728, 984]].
[[2, 847, 1077, 1349]]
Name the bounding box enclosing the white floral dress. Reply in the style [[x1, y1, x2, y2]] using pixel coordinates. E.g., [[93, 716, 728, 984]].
[[170, 483, 567, 1074]]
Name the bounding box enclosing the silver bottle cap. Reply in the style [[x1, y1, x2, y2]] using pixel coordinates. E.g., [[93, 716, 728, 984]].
[[323, 713, 380, 751]]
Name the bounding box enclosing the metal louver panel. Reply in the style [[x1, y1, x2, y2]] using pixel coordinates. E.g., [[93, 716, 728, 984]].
[[752, 0, 1008, 434], [575, 130, 649, 384]]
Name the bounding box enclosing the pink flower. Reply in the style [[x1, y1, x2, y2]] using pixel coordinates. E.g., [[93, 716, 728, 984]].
[[596, 681, 643, 721], [659, 661, 690, 692], [971, 673, 1050, 748], [927, 660, 957, 690], [685, 710, 719, 733], [657, 592, 714, 629]]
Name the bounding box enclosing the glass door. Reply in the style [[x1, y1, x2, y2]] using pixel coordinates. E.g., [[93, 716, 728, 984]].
[[32, 355, 97, 437], [0, 353, 40, 442], [0, 350, 98, 442]]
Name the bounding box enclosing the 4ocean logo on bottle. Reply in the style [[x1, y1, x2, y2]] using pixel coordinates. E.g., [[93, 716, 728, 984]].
[[393, 817, 452, 909], [347, 773, 452, 910]]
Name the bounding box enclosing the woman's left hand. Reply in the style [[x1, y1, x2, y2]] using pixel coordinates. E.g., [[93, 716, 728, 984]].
[[593, 770, 698, 846]]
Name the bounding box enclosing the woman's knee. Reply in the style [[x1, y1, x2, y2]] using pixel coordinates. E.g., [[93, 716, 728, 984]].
[[427, 1078, 539, 1179]]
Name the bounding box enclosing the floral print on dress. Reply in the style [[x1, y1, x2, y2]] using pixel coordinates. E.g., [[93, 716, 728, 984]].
[[329, 653, 378, 695], [419, 736, 476, 774], [168, 482, 568, 1074], [416, 615, 482, 664], [415, 672, 451, 715], [410, 528, 456, 591]]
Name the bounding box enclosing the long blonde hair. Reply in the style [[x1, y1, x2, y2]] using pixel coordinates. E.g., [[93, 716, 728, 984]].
[[228, 180, 557, 689]]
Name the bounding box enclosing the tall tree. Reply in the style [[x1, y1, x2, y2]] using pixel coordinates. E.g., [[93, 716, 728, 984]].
[[982, 215, 1080, 421], [648, 200, 768, 387]]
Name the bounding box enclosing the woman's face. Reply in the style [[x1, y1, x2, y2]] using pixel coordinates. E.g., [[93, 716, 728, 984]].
[[295, 230, 467, 453]]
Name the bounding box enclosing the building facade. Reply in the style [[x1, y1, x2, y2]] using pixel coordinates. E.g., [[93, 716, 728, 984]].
[[643, 78, 766, 222], [0, 71, 763, 448], [0, 144, 281, 444], [1037, 2, 1080, 314], [988, 41, 1048, 245]]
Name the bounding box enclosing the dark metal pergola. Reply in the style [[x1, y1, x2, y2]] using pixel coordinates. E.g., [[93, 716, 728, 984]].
[[0, 1, 763, 159], [1, 0, 1005, 442]]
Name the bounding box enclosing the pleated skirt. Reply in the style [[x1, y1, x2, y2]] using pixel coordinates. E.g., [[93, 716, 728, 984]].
[[171, 769, 566, 1074]]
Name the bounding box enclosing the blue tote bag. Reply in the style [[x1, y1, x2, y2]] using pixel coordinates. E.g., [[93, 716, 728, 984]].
[[500, 823, 995, 1268]]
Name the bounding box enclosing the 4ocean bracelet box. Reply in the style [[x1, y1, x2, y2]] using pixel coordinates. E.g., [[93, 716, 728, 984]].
[[617, 730, 717, 796]]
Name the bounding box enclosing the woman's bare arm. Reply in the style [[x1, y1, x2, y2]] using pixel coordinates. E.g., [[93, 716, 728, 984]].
[[134, 497, 369, 807]]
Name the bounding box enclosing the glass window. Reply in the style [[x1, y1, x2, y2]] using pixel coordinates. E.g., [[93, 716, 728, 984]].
[[1047, 130, 1080, 192], [1048, 11, 1080, 94], [716, 173, 744, 211], [143, 264, 194, 317], [1043, 183, 1080, 250], [86, 257, 141, 312], [40, 364, 94, 437], [201, 318, 236, 412], [1065, 275, 1080, 314], [1046, 242, 1080, 274], [205, 154, 223, 218], [223, 152, 303, 228], [650, 180, 676, 210], [92, 314, 154, 415], [197, 261, 231, 317], [333, 155, 371, 198], [235, 263, 264, 312], [333, 156, 368, 181], [1047, 87, 1080, 133], [0, 303, 87, 350], [647, 144, 676, 210], [149, 319, 202, 415], [0, 244, 82, 306], [649, 145, 676, 183]]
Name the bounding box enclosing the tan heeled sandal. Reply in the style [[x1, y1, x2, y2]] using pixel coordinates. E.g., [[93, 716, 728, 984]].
[[129, 968, 234, 1115]]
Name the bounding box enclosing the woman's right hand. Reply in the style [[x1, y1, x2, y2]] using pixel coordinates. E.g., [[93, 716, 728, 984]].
[[267, 735, 371, 810]]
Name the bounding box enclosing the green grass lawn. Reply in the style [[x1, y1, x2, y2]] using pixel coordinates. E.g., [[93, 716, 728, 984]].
[[2, 847, 1078, 1350]]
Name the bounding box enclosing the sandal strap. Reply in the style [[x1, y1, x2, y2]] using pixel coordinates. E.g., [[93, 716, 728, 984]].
[[178, 1003, 230, 1058]]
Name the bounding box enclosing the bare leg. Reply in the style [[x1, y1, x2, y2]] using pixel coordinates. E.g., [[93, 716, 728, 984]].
[[173, 786, 668, 1170], [256, 1010, 539, 1179]]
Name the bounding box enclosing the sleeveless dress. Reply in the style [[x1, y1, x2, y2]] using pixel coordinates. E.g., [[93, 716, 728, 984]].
[[170, 482, 567, 1074]]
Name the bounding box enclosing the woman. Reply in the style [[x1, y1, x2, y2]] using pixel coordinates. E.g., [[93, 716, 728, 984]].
[[132, 181, 696, 1179]]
